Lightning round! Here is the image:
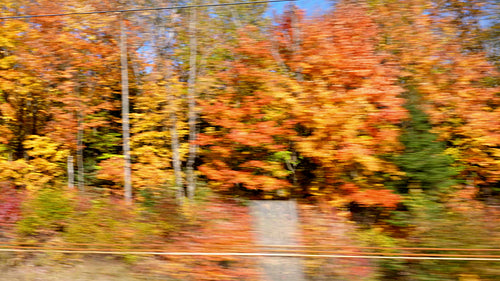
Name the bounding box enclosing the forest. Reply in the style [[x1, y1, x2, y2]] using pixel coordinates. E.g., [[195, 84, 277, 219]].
[[0, 0, 499, 280]]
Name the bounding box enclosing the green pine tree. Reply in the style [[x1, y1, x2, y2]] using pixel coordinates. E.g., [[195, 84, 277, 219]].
[[380, 87, 466, 280], [395, 88, 458, 198]]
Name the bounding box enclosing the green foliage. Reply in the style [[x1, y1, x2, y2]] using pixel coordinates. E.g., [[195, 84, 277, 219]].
[[373, 187, 500, 280], [17, 192, 163, 246], [271, 151, 299, 165], [17, 189, 74, 236], [378, 85, 498, 280], [395, 89, 458, 196], [355, 226, 406, 279], [64, 198, 158, 245]]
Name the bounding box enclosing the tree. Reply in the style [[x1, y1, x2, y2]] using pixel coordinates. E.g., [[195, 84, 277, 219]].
[[370, 0, 500, 196], [186, 2, 198, 200], [395, 85, 458, 197], [197, 25, 296, 194], [46, 2, 121, 193], [198, 2, 408, 206], [483, 0, 500, 67], [0, 1, 48, 161], [133, 0, 187, 201], [357, 1, 500, 279], [125, 0, 273, 201], [120, 14, 132, 202], [276, 2, 406, 206]]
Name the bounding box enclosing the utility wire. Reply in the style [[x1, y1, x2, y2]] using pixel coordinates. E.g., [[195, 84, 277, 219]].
[[1, 243, 500, 260], [1, 241, 499, 252], [0, 248, 499, 261], [2, 244, 499, 255], [0, 0, 296, 20]]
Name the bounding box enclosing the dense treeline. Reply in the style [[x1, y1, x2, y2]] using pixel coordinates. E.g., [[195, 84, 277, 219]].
[[0, 0, 499, 280]]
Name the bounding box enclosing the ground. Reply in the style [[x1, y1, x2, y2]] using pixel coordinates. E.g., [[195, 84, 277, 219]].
[[0, 253, 168, 281]]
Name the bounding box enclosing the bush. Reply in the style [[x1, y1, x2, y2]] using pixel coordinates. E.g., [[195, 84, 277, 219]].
[[64, 197, 159, 246], [17, 189, 74, 236], [0, 184, 23, 225]]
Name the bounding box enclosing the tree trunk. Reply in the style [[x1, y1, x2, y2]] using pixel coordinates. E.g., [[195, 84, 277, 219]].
[[76, 85, 85, 191], [120, 14, 133, 203], [76, 111, 84, 191], [186, 3, 198, 200], [149, 5, 185, 203], [170, 109, 185, 202], [67, 155, 74, 189]]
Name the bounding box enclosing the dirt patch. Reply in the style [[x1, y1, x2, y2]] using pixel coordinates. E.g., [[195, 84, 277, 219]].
[[0, 253, 160, 281], [249, 200, 306, 281]]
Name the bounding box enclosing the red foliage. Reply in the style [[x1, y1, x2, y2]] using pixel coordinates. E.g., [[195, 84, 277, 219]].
[[299, 203, 378, 280], [271, 3, 406, 206], [198, 29, 296, 192], [158, 196, 261, 280], [0, 184, 24, 234]]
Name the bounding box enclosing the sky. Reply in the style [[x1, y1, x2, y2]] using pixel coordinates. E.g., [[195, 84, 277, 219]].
[[267, 0, 331, 17], [266, 0, 497, 28]]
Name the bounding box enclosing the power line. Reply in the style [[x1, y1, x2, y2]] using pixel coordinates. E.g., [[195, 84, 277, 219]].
[[0, 0, 297, 20], [2, 240, 499, 253], [0, 248, 499, 261], [1, 242, 499, 260], [2, 241, 499, 252]]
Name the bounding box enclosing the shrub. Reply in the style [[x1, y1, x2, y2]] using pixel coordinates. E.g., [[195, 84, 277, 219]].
[[17, 189, 74, 236], [64, 197, 159, 246]]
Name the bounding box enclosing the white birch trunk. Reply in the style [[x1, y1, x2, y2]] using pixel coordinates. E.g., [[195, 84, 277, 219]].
[[186, 3, 198, 199], [170, 110, 185, 202], [120, 15, 133, 203], [67, 155, 74, 189], [76, 87, 85, 191]]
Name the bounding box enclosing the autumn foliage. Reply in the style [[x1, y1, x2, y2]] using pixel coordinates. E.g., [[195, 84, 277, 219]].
[[371, 0, 500, 188], [198, 3, 406, 207], [0, 0, 496, 205], [0, 0, 499, 279], [197, 26, 296, 192]]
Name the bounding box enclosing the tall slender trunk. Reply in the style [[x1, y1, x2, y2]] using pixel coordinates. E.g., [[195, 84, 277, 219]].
[[76, 106, 84, 191], [67, 155, 74, 189], [120, 14, 132, 203], [75, 82, 85, 192], [150, 7, 185, 202], [170, 108, 184, 201], [186, 4, 198, 199], [229, 5, 242, 29]]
